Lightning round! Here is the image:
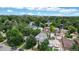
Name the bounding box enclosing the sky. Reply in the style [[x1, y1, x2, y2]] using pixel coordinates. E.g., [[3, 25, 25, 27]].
[[0, 7, 79, 16], [0, 0, 79, 16]]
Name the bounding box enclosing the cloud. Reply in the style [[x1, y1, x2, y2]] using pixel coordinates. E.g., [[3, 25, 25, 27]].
[[7, 9, 13, 12], [26, 7, 61, 11], [44, 7, 61, 11], [0, 7, 79, 16], [59, 8, 79, 14], [26, 7, 36, 10], [27, 13, 34, 15]]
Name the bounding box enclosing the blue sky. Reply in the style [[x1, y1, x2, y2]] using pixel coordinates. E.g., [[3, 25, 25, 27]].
[[0, 7, 79, 16], [0, 0, 79, 16]]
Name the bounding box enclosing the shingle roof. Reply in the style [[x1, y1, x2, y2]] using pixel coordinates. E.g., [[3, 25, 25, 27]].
[[35, 32, 48, 42]]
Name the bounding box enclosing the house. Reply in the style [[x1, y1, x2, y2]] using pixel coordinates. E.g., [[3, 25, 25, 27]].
[[29, 22, 43, 31], [35, 32, 48, 42], [48, 39, 63, 51], [43, 27, 50, 32]]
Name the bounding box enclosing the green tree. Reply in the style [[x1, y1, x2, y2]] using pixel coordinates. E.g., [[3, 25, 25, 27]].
[[6, 26, 24, 47], [71, 43, 79, 51], [50, 25, 55, 32], [23, 27, 33, 36], [38, 39, 49, 51], [25, 35, 36, 49], [0, 33, 4, 42], [68, 25, 77, 33], [31, 29, 40, 36], [65, 32, 72, 38]]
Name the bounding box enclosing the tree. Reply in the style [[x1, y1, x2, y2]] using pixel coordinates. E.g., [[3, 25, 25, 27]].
[[31, 29, 40, 36], [0, 33, 4, 42], [65, 32, 72, 38], [50, 25, 55, 32], [71, 43, 79, 51], [17, 22, 28, 36], [37, 39, 49, 51], [68, 25, 77, 33], [6, 26, 24, 47], [25, 35, 36, 49], [23, 27, 33, 36]]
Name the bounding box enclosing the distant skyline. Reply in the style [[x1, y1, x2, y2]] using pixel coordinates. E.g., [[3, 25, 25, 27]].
[[0, 7, 79, 16]]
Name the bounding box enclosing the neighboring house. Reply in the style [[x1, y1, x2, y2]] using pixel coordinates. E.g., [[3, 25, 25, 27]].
[[43, 27, 50, 32], [29, 22, 43, 31], [29, 22, 37, 29], [48, 39, 63, 51], [35, 32, 48, 42]]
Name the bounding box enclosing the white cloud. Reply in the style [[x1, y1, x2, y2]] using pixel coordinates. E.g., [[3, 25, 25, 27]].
[[7, 10, 13, 12], [27, 13, 34, 15], [26, 7, 61, 11], [26, 7, 36, 10], [59, 8, 79, 14], [47, 7, 61, 11]]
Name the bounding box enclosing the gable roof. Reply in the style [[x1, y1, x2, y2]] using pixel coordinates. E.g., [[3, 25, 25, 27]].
[[35, 32, 48, 42]]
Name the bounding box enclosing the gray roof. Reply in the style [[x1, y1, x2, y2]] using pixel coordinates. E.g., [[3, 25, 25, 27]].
[[35, 32, 48, 42]]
